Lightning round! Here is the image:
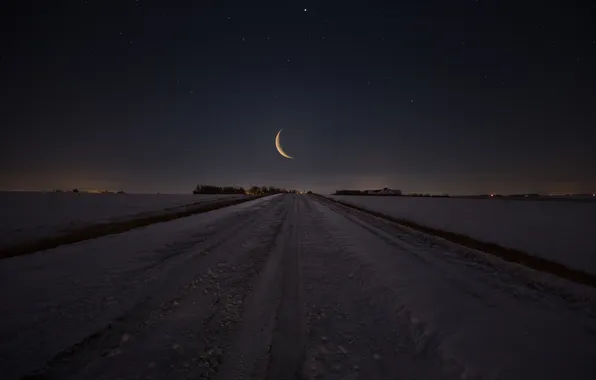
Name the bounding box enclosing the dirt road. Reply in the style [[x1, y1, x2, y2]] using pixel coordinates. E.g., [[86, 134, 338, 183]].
[[1, 194, 595, 379]]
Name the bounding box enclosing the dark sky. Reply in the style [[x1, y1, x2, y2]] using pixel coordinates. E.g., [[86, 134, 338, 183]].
[[1, 1, 595, 194]]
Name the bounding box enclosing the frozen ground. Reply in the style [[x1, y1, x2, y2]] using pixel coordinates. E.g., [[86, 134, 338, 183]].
[[329, 195, 596, 276], [0, 194, 594, 379], [0, 191, 243, 250]]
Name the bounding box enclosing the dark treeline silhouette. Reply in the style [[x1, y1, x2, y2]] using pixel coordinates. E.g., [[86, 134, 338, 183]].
[[334, 188, 455, 197], [193, 185, 246, 194], [334, 187, 402, 196], [408, 193, 450, 197], [246, 186, 292, 196], [193, 184, 294, 196]]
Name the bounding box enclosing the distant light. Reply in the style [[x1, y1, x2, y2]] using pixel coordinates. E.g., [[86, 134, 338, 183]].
[[304, 8, 307, 12], [490, 193, 494, 197]]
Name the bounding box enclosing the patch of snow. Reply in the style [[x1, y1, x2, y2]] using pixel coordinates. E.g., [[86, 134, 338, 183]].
[[329, 195, 596, 276], [0, 192, 244, 249]]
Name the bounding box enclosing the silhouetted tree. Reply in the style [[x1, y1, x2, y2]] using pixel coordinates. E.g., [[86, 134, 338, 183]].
[[193, 184, 294, 196], [193, 185, 222, 194]]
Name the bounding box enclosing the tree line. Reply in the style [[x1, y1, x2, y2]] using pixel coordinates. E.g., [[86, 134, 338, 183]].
[[334, 187, 403, 196], [193, 184, 294, 196]]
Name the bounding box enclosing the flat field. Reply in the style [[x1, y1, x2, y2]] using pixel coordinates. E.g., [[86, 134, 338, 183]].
[[0, 191, 244, 249], [329, 195, 596, 275]]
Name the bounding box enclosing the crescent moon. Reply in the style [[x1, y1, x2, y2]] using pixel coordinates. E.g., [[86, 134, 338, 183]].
[[275, 129, 293, 159]]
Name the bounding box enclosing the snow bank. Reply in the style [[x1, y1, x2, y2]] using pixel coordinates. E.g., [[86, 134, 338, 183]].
[[0, 192, 244, 249], [328, 195, 596, 276]]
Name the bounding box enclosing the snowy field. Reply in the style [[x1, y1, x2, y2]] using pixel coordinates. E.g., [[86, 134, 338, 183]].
[[0, 191, 244, 250], [329, 195, 596, 276], [1, 194, 594, 379]]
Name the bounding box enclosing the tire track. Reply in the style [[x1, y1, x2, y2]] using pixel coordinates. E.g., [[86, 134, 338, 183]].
[[213, 195, 306, 380], [265, 195, 306, 380]]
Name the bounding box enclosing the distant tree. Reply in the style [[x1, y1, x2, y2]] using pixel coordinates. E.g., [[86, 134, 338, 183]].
[[220, 185, 245, 194], [194, 184, 247, 194], [193, 185, 221, 194], [72, 188, 79, 193], [193, 184, 295, 196], [247, 186, 262, 195]]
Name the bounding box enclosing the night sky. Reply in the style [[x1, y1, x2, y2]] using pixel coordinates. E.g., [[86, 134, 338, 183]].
[[1, 1, 595, 194]]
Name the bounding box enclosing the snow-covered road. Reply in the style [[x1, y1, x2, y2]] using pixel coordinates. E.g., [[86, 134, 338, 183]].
[[0, 194, 595, 379]]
